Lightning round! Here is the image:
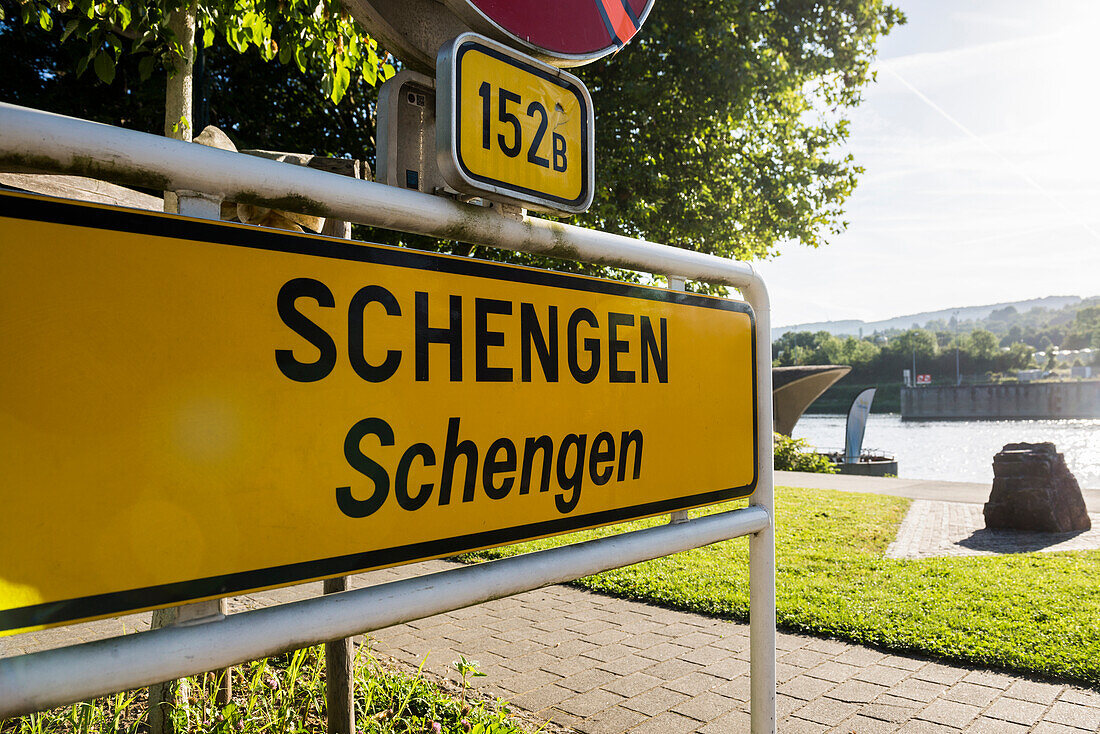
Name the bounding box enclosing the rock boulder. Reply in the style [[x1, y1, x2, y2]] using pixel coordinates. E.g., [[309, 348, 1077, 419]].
[[984, 442, 1090, 532]]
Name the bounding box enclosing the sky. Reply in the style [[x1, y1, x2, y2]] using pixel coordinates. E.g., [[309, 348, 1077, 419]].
[[751, 0, 1100, 328]]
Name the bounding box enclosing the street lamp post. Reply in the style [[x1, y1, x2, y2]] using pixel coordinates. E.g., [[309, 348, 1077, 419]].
[[954, 311, 961, 386]]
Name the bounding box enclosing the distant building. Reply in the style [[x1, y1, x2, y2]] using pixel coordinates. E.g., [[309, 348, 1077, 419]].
[[1072, 365, 1093, 379], [1017, 369, 1043, 382]]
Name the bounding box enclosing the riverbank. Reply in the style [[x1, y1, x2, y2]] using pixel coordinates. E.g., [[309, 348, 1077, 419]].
[[775, 470, 1100, 508]]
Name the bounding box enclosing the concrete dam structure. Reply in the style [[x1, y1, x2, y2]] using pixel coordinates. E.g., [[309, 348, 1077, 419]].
[[901, 380, 1100, 420]]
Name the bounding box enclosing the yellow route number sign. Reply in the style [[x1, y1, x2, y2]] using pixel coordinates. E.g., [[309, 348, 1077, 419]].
[[0, 192, 756, 635], [437, 33, 594, 214]]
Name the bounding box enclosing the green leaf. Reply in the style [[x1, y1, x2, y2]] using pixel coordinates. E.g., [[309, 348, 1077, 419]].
[[60, 18, 81, 43], [293, 45, 307, 73], [381, 63, 395, 81], [362, 58, 377, 86], [331, 63, 350, 103], [203, 25, 214, 47], [38, 8, 53, 31], [0, 4, 5, 21], [92, 50, 115, 84], [138, 55, 155, 81], [115, 4, 131, 29]]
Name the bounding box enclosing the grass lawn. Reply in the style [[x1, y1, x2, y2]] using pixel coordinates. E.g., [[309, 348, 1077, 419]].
[[466, 486, 1100, 684]]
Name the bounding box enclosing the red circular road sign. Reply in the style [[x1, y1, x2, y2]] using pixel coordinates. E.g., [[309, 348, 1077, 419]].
[[453, 0, 654, 61], [344, 0, 654, 72]]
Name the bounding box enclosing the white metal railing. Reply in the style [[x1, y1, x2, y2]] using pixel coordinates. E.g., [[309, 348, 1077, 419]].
[[0, 102, 777, 733]]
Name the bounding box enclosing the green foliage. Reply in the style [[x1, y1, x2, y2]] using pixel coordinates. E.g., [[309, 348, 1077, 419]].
[[773, 326, 1038, 388], [774, 432, 836, 473], [466, 487, 1100, 684], [359, 0, 904, 276], [0, 646, 527, 734], [8, 0, 393, 103], [571, 1, 904, 269]]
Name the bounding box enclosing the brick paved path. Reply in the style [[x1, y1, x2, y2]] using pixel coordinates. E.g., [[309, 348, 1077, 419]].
[[886, 501, 1100, 559], [4, 559, 1099, 733]]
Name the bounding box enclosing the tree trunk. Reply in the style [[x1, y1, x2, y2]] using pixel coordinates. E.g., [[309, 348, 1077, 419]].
[[162, 1, 196, 214]]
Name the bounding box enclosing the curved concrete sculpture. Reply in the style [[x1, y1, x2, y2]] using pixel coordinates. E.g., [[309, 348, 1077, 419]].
[[772, 365, 851, 436]]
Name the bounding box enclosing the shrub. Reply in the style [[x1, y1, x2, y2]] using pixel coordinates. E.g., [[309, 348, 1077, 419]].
[[773, 433, 837, 473]]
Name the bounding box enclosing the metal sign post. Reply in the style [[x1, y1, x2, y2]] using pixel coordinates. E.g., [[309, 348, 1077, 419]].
[[0, 102, 776, 733]]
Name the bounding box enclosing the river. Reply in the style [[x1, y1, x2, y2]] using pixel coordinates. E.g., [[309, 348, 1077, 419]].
[[791, 414, 1100, 489]]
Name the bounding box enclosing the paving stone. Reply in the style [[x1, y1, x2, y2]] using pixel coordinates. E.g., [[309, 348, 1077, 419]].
[[912, 663, 968, 686], [1045, 700, 1100, 730], [829, 714, 901, 733], [642, 658, 704, 681], [888, 678, 948, 704], [558, 667, 617, 693], [710, 675, 751, 702], [894, 720, 958, 733], [1032, 722, 1096, 734], [967, 717, 1030, 734], [961, 670, 1014, 689], [579, 643, 634, 664], [942, 681, 1001, 707], [915, 699, 981, 728], [983, 697, 1047, 726], [781, 648, 835, 669], [619, 632, 670, 650], [853, 664, 914, 687], [794, 697, 862, 726], [1059, 687, 1100, 707], [671, 690, 735, 722], [621, 686, 691, 717], [660, 671, 723, 696], [1004, 678, 1064, 705], [806, 661, 864, 683], [573, 705, 647, 734], [826, 680, 889, 704], [626, 710, 700, 734], [778, 675, 836, 701], [497, 668, 562, 694], [700, 656, 750, 680], [601, 671, 663, 698], [595, 654, 654, 676], [509, 684, 575, 712], [541, 655, 601, 677], [679, 645, 732, 666], [779, 716, 831, 733], [557, 688, 624, 717], [698, 708, 751, 733], [636, 641, 693, 662], [833, 648, 887, 667]]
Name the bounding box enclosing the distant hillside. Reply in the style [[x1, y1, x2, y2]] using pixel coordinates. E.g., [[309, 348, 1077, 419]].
[[773, 296, 1084, 339]]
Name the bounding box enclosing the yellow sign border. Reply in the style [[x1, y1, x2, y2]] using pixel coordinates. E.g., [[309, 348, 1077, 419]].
[[0, 191, 756, 634]]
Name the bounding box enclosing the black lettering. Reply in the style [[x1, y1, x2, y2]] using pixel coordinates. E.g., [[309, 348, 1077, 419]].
[[275, 278, 337, 382], [608, 312, 635, 383], [483, 437, 517, 500], [588, 431, 615, 486], [618, 429, 643, 481], [640, 316, 668, 383], [336, 417, 393, 518], [395, 442, 435, 511], [521, 303, 558, 382], [520, 435, 554, 494], [416, 292, 462, 381], [439, 417, 478, 504], [552, 133, 567, 172], [567, 308, 600, 383], [475, 298, 513, 382], [556, 433, 587, 513], [349, 285, 401, 382]]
